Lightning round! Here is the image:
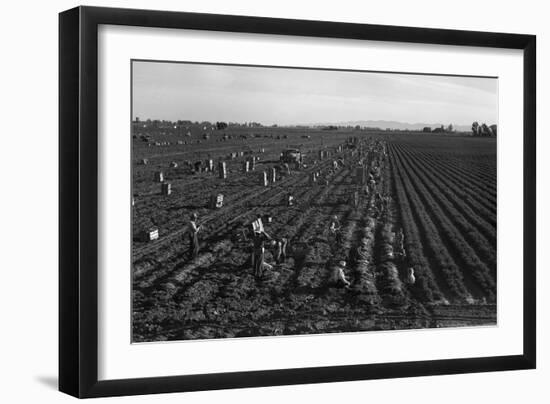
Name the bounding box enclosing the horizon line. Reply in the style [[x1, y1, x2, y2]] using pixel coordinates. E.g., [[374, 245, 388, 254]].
[[131, 117, 493, 128]]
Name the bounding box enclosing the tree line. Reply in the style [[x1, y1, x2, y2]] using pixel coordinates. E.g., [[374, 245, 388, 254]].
[[471, 122, 497, 137]]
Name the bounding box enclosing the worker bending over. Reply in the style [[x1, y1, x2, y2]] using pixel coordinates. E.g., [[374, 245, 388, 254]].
[[330, 260, 351, 288]]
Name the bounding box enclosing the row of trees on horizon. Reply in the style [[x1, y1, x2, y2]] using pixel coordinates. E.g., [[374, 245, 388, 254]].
[[133, 118, 496, 136]]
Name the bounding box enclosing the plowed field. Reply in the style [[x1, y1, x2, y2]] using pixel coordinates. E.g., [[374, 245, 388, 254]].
[[132, 127, 496, 342]]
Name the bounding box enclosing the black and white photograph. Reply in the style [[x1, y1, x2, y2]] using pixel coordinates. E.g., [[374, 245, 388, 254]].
[[0, 0, 544, 401], [131, 60, 498, 343]]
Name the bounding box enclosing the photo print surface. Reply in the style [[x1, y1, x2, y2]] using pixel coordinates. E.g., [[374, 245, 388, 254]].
[[131, 60, 497, 343]]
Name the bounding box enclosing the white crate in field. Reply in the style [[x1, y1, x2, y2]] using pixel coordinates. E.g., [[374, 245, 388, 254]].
[[139, 227, 159, 242], [161, 183, 171, 195], [251, 218, 264, 233], [218, 161, 227, 179], [287, 194, 294, 206], [248, 157, 256, 170], [154, 171, 164, 182], [209, 193, 224, 209]]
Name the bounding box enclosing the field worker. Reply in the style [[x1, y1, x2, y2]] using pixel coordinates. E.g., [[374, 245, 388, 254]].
[[252, 230, 271, 278], [327, 215, 342, 253], [374, 192, 384, 213], [330, 260, 351, 288], [187, 212, 201, 260], [368, 178, 376, 192], [405, 268, 416, 285], [251, 214, 271, 277], [363, 185, 370, 196], [395, 229, 405, 256], [329, 215, 341, 235], [271, 237, 288, 264]]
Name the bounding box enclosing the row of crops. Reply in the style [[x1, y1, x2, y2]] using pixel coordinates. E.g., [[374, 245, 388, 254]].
[[387, 137, 497, 305], [132, 132, 498, 341]]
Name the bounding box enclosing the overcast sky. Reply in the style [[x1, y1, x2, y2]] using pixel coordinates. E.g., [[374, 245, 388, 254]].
[[132, 60, 498, 126]]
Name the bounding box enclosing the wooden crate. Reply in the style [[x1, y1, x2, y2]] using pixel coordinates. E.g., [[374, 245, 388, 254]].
[[218, 162, 227, 179], [209, 193, 224, 209], [287, 195, 294, 206], [138, 227, 159, 242], [251, 218, 264, 233], [153, 171, 164, 182], [161, 183, 171, 195]]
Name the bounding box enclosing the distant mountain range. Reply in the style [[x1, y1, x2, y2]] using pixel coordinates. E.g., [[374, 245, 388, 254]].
[[307, 120, 471, 132]]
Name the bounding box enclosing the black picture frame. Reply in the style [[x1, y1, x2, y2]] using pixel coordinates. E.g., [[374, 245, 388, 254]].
[[59, 6, 536, 398]]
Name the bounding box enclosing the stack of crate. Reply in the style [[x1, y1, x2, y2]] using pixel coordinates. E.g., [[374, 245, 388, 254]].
[[218, 161, 227, 179], [154, 171, 164, 182]]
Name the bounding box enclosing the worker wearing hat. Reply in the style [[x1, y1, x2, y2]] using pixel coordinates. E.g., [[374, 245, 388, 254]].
[[328, 215, 342, 253], [251, 214, 271, 277], [188, 212, 201, 260], [330, 260, 351, 288]]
